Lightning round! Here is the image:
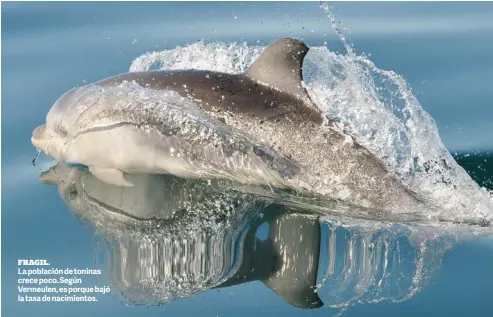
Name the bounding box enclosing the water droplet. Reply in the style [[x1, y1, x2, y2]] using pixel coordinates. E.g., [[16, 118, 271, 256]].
[[32, 150, 41, 166]]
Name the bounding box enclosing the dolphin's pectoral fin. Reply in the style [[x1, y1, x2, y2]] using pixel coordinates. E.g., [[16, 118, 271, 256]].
[[89, 167, 134, 187], [245, 38, 311, 101]]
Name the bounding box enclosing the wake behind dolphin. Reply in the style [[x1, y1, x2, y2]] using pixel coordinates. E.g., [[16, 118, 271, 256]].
[[31, 38, 429, 215]]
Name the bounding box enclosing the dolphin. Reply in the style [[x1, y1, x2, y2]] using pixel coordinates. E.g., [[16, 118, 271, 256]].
[[39, 162, 323, 309], [31, 38, 423, 212]]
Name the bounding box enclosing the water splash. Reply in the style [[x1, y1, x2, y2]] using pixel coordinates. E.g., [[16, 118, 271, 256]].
[[129, 38, 492, 225], [319, 2, 356, 57], [314, 3, 493, 224], [32, 149, 41, 166], [31, 150, 57, 172]]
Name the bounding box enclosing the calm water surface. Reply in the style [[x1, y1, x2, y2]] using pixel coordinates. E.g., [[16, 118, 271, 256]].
[[2, 2, 493, 316]]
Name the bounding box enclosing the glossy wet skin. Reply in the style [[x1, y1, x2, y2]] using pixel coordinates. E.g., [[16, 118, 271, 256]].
[[31, 122, 65, 161], [30, 38, 423, 212], [30, 77, 300, 188], [31, 85, 106, 160], [30, 39, 320, 190], [30, 39, 320, 167], [96, 69, 323, 125]]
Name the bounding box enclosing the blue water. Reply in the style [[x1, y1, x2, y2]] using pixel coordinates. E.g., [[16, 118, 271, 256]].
[[2, 2, 493, 317]]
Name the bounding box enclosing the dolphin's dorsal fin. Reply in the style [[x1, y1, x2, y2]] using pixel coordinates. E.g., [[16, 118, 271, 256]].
[[261, 208, 323, 309], [246, 38, 310, 101]]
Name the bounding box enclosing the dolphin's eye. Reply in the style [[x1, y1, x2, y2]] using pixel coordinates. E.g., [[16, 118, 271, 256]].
[[57, 125, 68, 137]]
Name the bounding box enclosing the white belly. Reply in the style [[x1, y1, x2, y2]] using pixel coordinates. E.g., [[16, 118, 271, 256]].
[[62, 124, 288, 187]]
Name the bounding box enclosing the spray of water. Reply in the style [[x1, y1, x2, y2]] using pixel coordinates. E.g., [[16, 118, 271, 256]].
[[130, 36, 492, 224], [315, 2, 493, 224], [31, 4, 493, 312]]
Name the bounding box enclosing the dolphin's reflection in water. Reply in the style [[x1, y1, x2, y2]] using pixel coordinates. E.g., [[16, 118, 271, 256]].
[[41, 162, 489, 311]]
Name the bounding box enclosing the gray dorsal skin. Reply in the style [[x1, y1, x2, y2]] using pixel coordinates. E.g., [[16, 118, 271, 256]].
[[93, 38, 421, 211], [32, 38, 423, 213], [245, 38, 312, 102], [96, 38, 323, 125]]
